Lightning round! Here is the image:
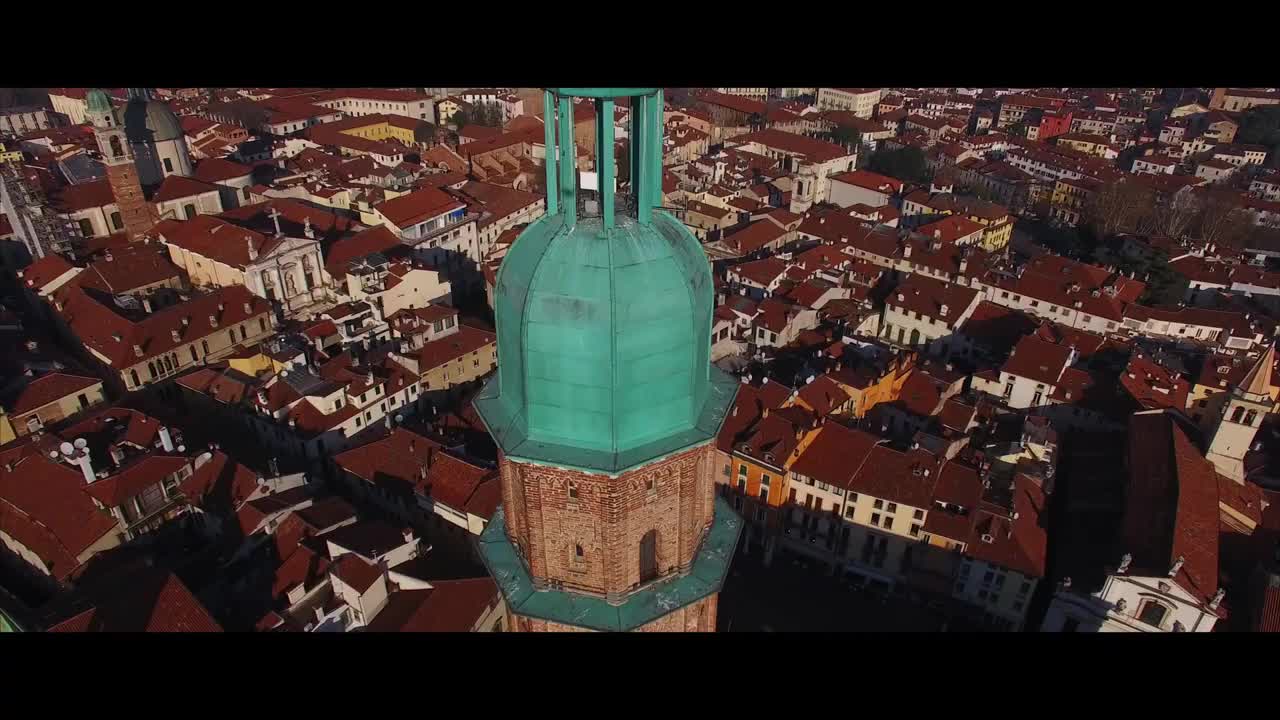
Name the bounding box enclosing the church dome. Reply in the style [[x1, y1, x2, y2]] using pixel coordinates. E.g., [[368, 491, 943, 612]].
[[85, 89, 113, 116], [123, 98, 183, 144], [475, 89, 737, 476], [478, 211, 735, 474]]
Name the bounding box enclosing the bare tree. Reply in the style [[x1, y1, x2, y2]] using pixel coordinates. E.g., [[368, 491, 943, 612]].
[[1142, 188, 1200, 239], [1085, 178, 1154, 238], [1195, 189, 1254, 250]]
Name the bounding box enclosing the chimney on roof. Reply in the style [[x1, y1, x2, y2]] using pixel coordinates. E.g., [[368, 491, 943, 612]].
[[1168, 555, 1185, 577], [304, 216, 314, 239], [244, 301, 253, 314], [142, 297, 153, 313], [76, 448, 96, 485], [247, 237, 258, 262], [170, 329, 182, 343], [159, 426, 175, 453]]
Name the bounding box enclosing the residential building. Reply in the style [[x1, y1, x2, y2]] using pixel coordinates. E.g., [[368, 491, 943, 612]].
[[1, 372, 105, 437], [725, 129, 856, 213], [1196, 158, 1237, 185], [1209, 88, 1280, 113], [828, 170, 903, 209], [882, 274, 982, 358], [901, 191, 1013, 250], [0, 107, 55, 135], [1133, 155, 1178, 175], [312, 88, 437, 124], [816, 88, 883, 118], [54, 283, 274, 393]]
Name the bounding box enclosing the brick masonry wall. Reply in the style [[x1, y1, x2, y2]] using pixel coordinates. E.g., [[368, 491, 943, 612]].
[[106, 163, 158, 241], [501, 444, 717, 599]]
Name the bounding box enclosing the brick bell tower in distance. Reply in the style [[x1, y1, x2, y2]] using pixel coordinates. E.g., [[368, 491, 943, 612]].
[[473, 88, 741, 632]]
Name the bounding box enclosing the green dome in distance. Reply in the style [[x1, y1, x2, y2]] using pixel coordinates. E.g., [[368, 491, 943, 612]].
[[85, 89, 113, 116]]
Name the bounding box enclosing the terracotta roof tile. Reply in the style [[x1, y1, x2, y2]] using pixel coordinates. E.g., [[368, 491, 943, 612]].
[[411, 325, 494, 371], [151, 175, 221, 204], [375, 187, 464, 228], [332, 553, 382, 593], [75, 243, 182, 295], [1124, 411, 1220, 604], [789, 423, 881, 489], [0, 454, 120, 581], [7, 372, 100, 415], [46, 569, 221, 632], [18, 253, 77, 292], [363, 578, 498, 632], [849, 445, 938, 508], [192, 157, 254, 184], [1002, 334, 1074, 386]]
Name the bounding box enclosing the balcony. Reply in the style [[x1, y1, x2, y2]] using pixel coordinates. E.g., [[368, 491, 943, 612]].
[[402, 212, 481, 249]]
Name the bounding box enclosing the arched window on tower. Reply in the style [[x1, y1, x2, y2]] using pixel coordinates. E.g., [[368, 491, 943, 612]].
[[640, 529, 658, 583], [1231, 406, 1245, 423], [109, 135, 124, 159], [1245, 409, 1258, 426]]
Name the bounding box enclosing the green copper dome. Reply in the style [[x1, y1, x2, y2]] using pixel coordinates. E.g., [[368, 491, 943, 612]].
[[85, 89, 113, 116], [474, 89, 737, 475]]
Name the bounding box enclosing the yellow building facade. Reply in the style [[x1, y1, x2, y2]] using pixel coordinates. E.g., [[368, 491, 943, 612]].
[[338, 118, 417, 146], [830, 353, 915, 419], [0, 143, 22, 165], [0, 408, 15, 445]]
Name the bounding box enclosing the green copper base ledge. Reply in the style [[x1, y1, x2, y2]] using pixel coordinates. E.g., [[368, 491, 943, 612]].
[[478, 497, 742, 632], [474, 360, 738, 477]]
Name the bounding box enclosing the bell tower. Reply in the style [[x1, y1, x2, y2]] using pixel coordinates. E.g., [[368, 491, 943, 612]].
[[474, 89, 741, 632], [85, 88, 157, 242], [1207, 344, 1275, 483]]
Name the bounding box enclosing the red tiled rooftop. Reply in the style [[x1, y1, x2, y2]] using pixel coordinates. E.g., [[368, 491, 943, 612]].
[[47, 569, 222, 632], [375, 186, 464, 229], [192, 157, 254, 184], [1124, 411, 1220, 604], [332, 553, 382, 593], [363, 578, 498, 632], [7, 373, 100, 415], [1002, 334, 1074, 386], [411, 325, 494, 370]]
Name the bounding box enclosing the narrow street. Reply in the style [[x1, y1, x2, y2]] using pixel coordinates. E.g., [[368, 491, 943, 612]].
[[717, 547, 968, 632]]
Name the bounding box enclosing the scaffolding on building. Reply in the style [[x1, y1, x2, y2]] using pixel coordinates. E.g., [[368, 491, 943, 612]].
[[0, 163, 82, 260]]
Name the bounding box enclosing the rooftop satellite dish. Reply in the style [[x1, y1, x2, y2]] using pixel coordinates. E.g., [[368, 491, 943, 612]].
[[74, 438, 88, 450], [49, 450, 60, 459], [59, 442, 75, 456]]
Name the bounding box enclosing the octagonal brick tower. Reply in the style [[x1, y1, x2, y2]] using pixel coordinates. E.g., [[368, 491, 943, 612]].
[[474, 88, 741, 632]]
